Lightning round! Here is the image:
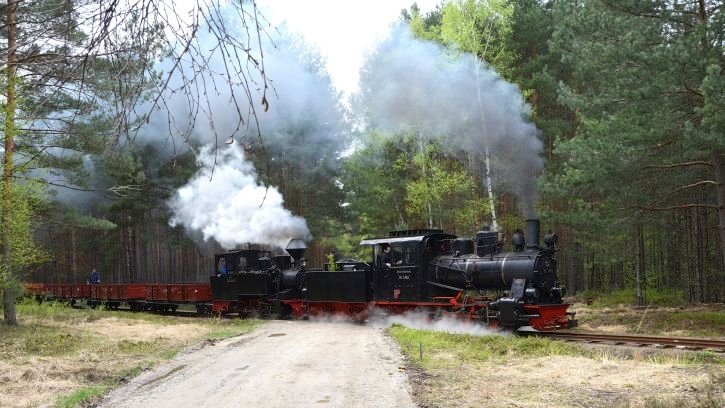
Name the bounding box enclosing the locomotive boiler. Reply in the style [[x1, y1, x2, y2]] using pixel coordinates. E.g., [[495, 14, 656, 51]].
[[425, 219, 567, 328]]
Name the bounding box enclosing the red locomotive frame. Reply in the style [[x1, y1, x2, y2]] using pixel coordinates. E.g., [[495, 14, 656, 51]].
[[24, 282, 572, 331]]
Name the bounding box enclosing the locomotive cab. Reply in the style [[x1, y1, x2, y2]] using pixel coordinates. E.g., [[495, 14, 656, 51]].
[[209, 249, 279, 301], [361, 230, 456, 303]]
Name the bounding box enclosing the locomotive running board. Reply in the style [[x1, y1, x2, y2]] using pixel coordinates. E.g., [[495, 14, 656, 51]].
[[425, 280, 464, 292]]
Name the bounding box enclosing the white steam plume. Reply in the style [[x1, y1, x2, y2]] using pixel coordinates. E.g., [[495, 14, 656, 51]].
[[168, 143, 311, 249], [306, 308, 504, 337], [357, 27, 544, 217], [369, 309, 504, 337]]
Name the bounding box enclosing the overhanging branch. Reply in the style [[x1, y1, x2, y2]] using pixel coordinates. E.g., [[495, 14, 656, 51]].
[[616, 204, 718, 212], [643, 160, 712, 170]]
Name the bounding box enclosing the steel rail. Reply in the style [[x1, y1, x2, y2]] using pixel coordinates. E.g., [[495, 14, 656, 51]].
[[523, 330, 725, 352]]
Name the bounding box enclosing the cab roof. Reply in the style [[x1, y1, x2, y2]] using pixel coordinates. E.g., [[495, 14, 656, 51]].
[[360, 230, 456, 246]]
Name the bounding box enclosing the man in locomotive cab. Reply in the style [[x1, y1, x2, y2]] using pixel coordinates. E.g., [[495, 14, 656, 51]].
[[217, 258, 228, 277], [378, 243, 393, 268]]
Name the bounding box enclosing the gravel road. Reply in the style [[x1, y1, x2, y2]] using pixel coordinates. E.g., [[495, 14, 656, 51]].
[[97, 320, 417, 408]]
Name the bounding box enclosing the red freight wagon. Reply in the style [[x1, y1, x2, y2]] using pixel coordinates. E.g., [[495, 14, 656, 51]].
[[88, 284, 123, 309], [120, 284, 147, 300], [166, 284, 213, 303], [168, 284, 184, 302], [71, 284, 91, 299], [184, 284, 213, 303], [24, 283, 45, 297], [149, 284, 170, 302]]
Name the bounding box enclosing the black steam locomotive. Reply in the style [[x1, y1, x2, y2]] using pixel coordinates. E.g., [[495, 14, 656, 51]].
[[210, 219, 573, 330]]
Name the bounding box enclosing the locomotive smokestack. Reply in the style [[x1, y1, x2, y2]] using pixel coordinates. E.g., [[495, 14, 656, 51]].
[[525, 219, 540, 249], [285, 238, 307, 262]]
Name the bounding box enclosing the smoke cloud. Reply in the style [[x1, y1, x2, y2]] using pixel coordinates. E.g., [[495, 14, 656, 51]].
[[370, 310, 504, 337], [146, 21, 346, 248], [356, 27, 543, 217], [306, 308, 503, 337], [139, 26, 348, 162], [168, 143, 311, 249]]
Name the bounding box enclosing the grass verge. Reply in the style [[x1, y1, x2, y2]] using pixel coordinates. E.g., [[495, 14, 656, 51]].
[[0, 299, 261, 408], [54, 386, 106, 408], [388, 323, 582, 369], [388, 324, 724, 408], [571, 303, 725, 338]]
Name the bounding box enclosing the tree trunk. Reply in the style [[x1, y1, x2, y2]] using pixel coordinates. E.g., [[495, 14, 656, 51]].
[[667, 214, 678, 288], [614, 257, 623, 290], [474, 61, 498, 230], [2, 0, 18, 325], [686, 210, 695, 302], [566, 250, 574, 295], [696, 206, 705, 302], [126, 222, 137, 283], [713, 150, 725, 276], [71, 229, 77, 283], [690, 207, 702, 302], [568, 240, 582, 295], [636, 224, 645, 306]]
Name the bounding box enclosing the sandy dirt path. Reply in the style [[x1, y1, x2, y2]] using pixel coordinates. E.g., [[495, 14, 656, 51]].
[[97, 320, 416, 408]]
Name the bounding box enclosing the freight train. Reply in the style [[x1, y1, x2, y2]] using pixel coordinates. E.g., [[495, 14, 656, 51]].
[[25, 219, 575, 331]]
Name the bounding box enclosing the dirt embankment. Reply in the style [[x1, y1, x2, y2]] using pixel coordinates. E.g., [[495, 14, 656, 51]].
[[97, 320, 416, 408]]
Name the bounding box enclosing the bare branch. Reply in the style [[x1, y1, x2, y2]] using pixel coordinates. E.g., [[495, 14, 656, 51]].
[[616, 204, 718, 212], [669, 180, 718, 193], [107, 184, 143, 196], [643, 160, 713, 170]]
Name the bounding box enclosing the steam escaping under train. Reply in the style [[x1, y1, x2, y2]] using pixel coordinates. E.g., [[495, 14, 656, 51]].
[[26, 219, 575, 331]]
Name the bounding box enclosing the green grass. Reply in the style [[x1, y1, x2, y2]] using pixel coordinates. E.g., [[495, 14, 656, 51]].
[[159, 349, 179, 360], [0, 324, 90, 359], [205, 318, 263, 338], [387, 324, 583, 369], [14, 298, 108, 321], [638, 350, 724, 365], [580, 289, 688, 308], [115, 363, 154, 383], [116, 339, 160, 354], [388, 324, 724, 369], [2, 297, 264, 407], [576, 306, 725, 338], [54, 386, 106, 408], [663, 310, 725, 327]]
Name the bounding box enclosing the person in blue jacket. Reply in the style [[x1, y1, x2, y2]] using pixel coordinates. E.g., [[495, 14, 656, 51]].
[[217, 259, 228, 277], [88, 268, 100, 284]]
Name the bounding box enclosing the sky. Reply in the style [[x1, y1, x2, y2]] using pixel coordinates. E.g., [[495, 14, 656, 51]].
[[258, 0, 441, 96]]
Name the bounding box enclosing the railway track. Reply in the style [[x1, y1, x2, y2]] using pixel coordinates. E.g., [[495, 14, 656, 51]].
[[523, 330, 725, 353]]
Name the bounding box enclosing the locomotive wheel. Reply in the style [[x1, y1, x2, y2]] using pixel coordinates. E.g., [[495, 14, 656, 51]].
[[276, 304, 293, 320]]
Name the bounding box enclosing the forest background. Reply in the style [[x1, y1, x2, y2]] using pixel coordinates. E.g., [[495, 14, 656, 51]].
[[1, 0, 723, 326]]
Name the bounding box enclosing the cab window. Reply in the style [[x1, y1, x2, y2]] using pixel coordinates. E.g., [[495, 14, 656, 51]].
[[391, 245, 416, 266]]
